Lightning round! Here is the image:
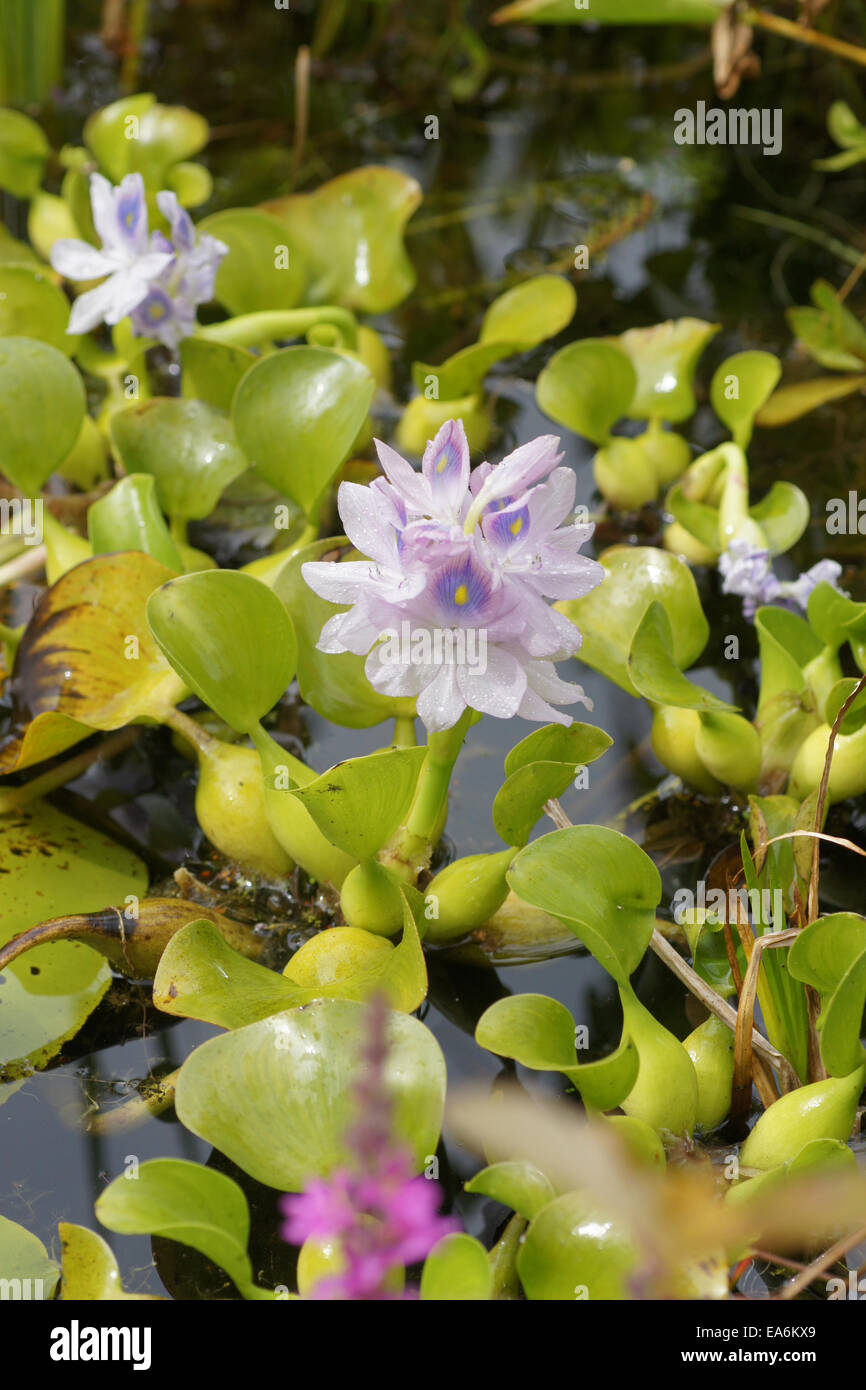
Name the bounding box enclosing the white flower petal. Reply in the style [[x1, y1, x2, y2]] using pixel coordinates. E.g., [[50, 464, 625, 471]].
[[50, 238, 115, 282]]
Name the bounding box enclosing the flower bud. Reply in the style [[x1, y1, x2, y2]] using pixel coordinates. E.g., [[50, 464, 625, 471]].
[[592, 437, 657, 510], [423, 849, 514, 944], [683, 1015, 734, 1131], [283, 926, 394, 988], [739, 1066, 865, 1172], [340, 859, 406, 937], [619, 984, 698, 1139]]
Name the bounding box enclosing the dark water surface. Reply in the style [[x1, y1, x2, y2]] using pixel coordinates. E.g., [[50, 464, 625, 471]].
[[2, 0, 866, 1295]]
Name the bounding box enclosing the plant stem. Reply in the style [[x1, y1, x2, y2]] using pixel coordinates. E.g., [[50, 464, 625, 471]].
[[199, 308, 358, 351], [744, 7, 866, 68], [405, 709, 472, 843], [393, 715, 417, 748], [0, 544, 45, 588], [86, 1067, 180, 1135]]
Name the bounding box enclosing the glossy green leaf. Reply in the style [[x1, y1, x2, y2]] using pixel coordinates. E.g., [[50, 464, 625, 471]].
[[88, 475, 184, 570], [665, 484, 721, 553], [826, 101, 866, 150], [516, 1191, 637, 1301], [96, 1159, 263, 1299], [0, 1215, 59, 1297], [147, 569, 297, 734], [711, 351, 782, 448], [262, 166, 421, 312], [154, 899, 427, 1024], [628, 602, 735, 711], [788, 282, 866, 372], [0, 109, 50, 197], [179, 337, 256, 412], [290, 746, 426, 860], [84, 94, 208, 188], [412, 340, 524, 400], [0, 553, 184, 774], [807, 583, 866, 651], [493, 722, 612, 847], [506, 827, 661, 986], [0, 799, 146, 1078], [465, 1161, 556, 1220], [756, 375, 866, 427], [748, 481, 810, 556], [476, 993, 639, 1111], [197, 208, 306, 315], [174, 1000, 447, 1190], [232, 346, 375, 514], [0, 220, 40, 267], [58, 1223, 154, 1301], [493, 0, 725, 22], [616, 318, 719, 423], [0, 265, 79, 355], [420, 1234, 492, 1301], [788, 914, 866, 1077], [110, 399, 247, 522], [481, 275, 576, 346], [557, 545, 709, 696], [536, 339, 636, 444], [0, 338, 86, 493], [274, 537, 414, 728]]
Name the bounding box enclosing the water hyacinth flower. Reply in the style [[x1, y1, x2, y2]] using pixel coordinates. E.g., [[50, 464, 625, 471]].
[[50, 174, 227, 346], [281, 994, 457, 1299], [302, 421, 605, 733], [718, 541, 844, 621]]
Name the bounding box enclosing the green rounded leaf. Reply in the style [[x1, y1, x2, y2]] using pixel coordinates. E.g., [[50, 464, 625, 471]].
[[475, 993, 639, 1111], [110, 399, 247, 522], [88, 474, 184, 570], [420, 1234, 492, 1301], [465, 1161, 556, 1220], [628, 602, 735, 711], [507, 827, 661, 986], [174, 1000, 447, 1190], [0, 109, 50, 197], [290, 746, 426, 861], [58, 1224, 151, 1301], [0, 264, 79, 354], [0, 1215, 59, 1298], [748, 481, 810, 557], [198, 208, 306, 315], [0, 337, 86, 492], [536, 339, 636, 444], [493, 722, 612, 847], [232, 346, 375, 514], [96, 1159, 260, 1299], [616, 318, 719, 423], [558, 545, 709, 696], [84, 94, 208, 187], [711, 351, 782, 448], [480, 275, 576, 347], [756, 375, 866, 428], [154, 901, 427, 1025], [179, 337, 256, 411], [262, 166, 421, 313], [0, 799, 146, 1078], [147, 569, 297, 734], [788, 914, 866, 1078]]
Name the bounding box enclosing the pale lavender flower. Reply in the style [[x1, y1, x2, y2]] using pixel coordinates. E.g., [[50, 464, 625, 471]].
[[719, 541, 844, 621], [130, 191, 228, 348], [302, 421, 605, 733], [281, 994, 457, 1300], [51, 176, 227, 347], [50, 173, 172, 334]]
